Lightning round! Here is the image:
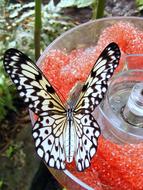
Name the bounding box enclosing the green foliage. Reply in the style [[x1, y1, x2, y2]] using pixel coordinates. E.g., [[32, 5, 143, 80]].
[[5, 145, 16, 158], [136, 0, 143, 10], [0, 62, 17, 122], [0, 179, 4, 189], [57, 0, 95, 8], [5, 143, 25, 159], [1, 0, 74, 60], [35, 0, 42, 60], [93, 0, 105, 19]]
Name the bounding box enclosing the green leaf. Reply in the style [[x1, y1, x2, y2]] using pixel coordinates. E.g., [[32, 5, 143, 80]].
[[136, 0, 143, 10], [5, 145, 16, 158], [0, 0, 5, 7], [0, 179, 4, 189], [76, 0, 95, 8], [57, 0, 76, 8], [47, 0, 61, 12], [136, 0, 143, 5], [57, 0, 95, 8]]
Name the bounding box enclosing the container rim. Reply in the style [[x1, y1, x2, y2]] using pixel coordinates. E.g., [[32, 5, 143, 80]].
[[37, 16, 143, 66]]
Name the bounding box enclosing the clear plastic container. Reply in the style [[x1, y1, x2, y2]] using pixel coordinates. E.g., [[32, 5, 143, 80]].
[[31, 17, 143, 190], [94, 70, 143, 145]]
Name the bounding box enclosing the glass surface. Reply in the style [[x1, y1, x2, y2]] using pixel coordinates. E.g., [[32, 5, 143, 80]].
[[31, 17, 143, 190], [96, 70, 143, 144], [125, 54, 143, 70]]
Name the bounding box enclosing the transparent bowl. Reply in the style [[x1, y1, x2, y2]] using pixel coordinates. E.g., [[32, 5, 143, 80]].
[[31, 17, 143, 190]]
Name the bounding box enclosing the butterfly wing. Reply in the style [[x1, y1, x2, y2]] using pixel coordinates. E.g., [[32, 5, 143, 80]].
[[33, 112, 67, 169], [73, 43, 121, 171], [3, 49, 67, 169], [73, 113, 100, 171], [74, 42, 121, 114], [3, 48, 65, 115]]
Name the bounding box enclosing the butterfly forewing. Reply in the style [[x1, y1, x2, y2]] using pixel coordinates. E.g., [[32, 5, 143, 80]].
[[3, 48, 65, 115], [74, 42, 121, 114]]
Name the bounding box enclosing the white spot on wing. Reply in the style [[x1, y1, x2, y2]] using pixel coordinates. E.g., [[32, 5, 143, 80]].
[[85, 159, 90, 167], [22, 70, 35, 79], [33, 132, 38, 138], [90, 147, 96, 157], [11, 55, 19, 61], [21, 64, 39, 75], [35, 138, 41, 147], [37, 148, 44, 157], [45, 153, 49, 163], [96, 65, 106, 75], [94, 59, 107, 71], [108, 50, 114, 55], [96, 57, 102, 65], [95, 130, 100, 137], [49, 158, 55, 167], [20, 92, 25, 97]]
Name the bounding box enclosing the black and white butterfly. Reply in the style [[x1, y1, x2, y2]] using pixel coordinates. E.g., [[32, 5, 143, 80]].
[[3, 42, 120, 171]]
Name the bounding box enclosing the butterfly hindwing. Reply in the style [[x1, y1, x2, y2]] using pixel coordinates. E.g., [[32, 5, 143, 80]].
[[33, 112, 67, 170], [73, 113, 100, 171], [3, 48, 65, 115], [74, 42, 121, 114]]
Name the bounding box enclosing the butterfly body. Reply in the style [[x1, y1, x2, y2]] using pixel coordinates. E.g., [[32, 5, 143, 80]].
[[3, 42, 121, 171], [64, 108, 75, 163]]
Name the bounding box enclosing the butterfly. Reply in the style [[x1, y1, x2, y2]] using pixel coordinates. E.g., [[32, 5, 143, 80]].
[[3, 42, 120, 171]]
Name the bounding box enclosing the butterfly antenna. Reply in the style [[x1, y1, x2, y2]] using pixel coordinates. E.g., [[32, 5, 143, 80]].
[[67, 82, 84, 108]]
